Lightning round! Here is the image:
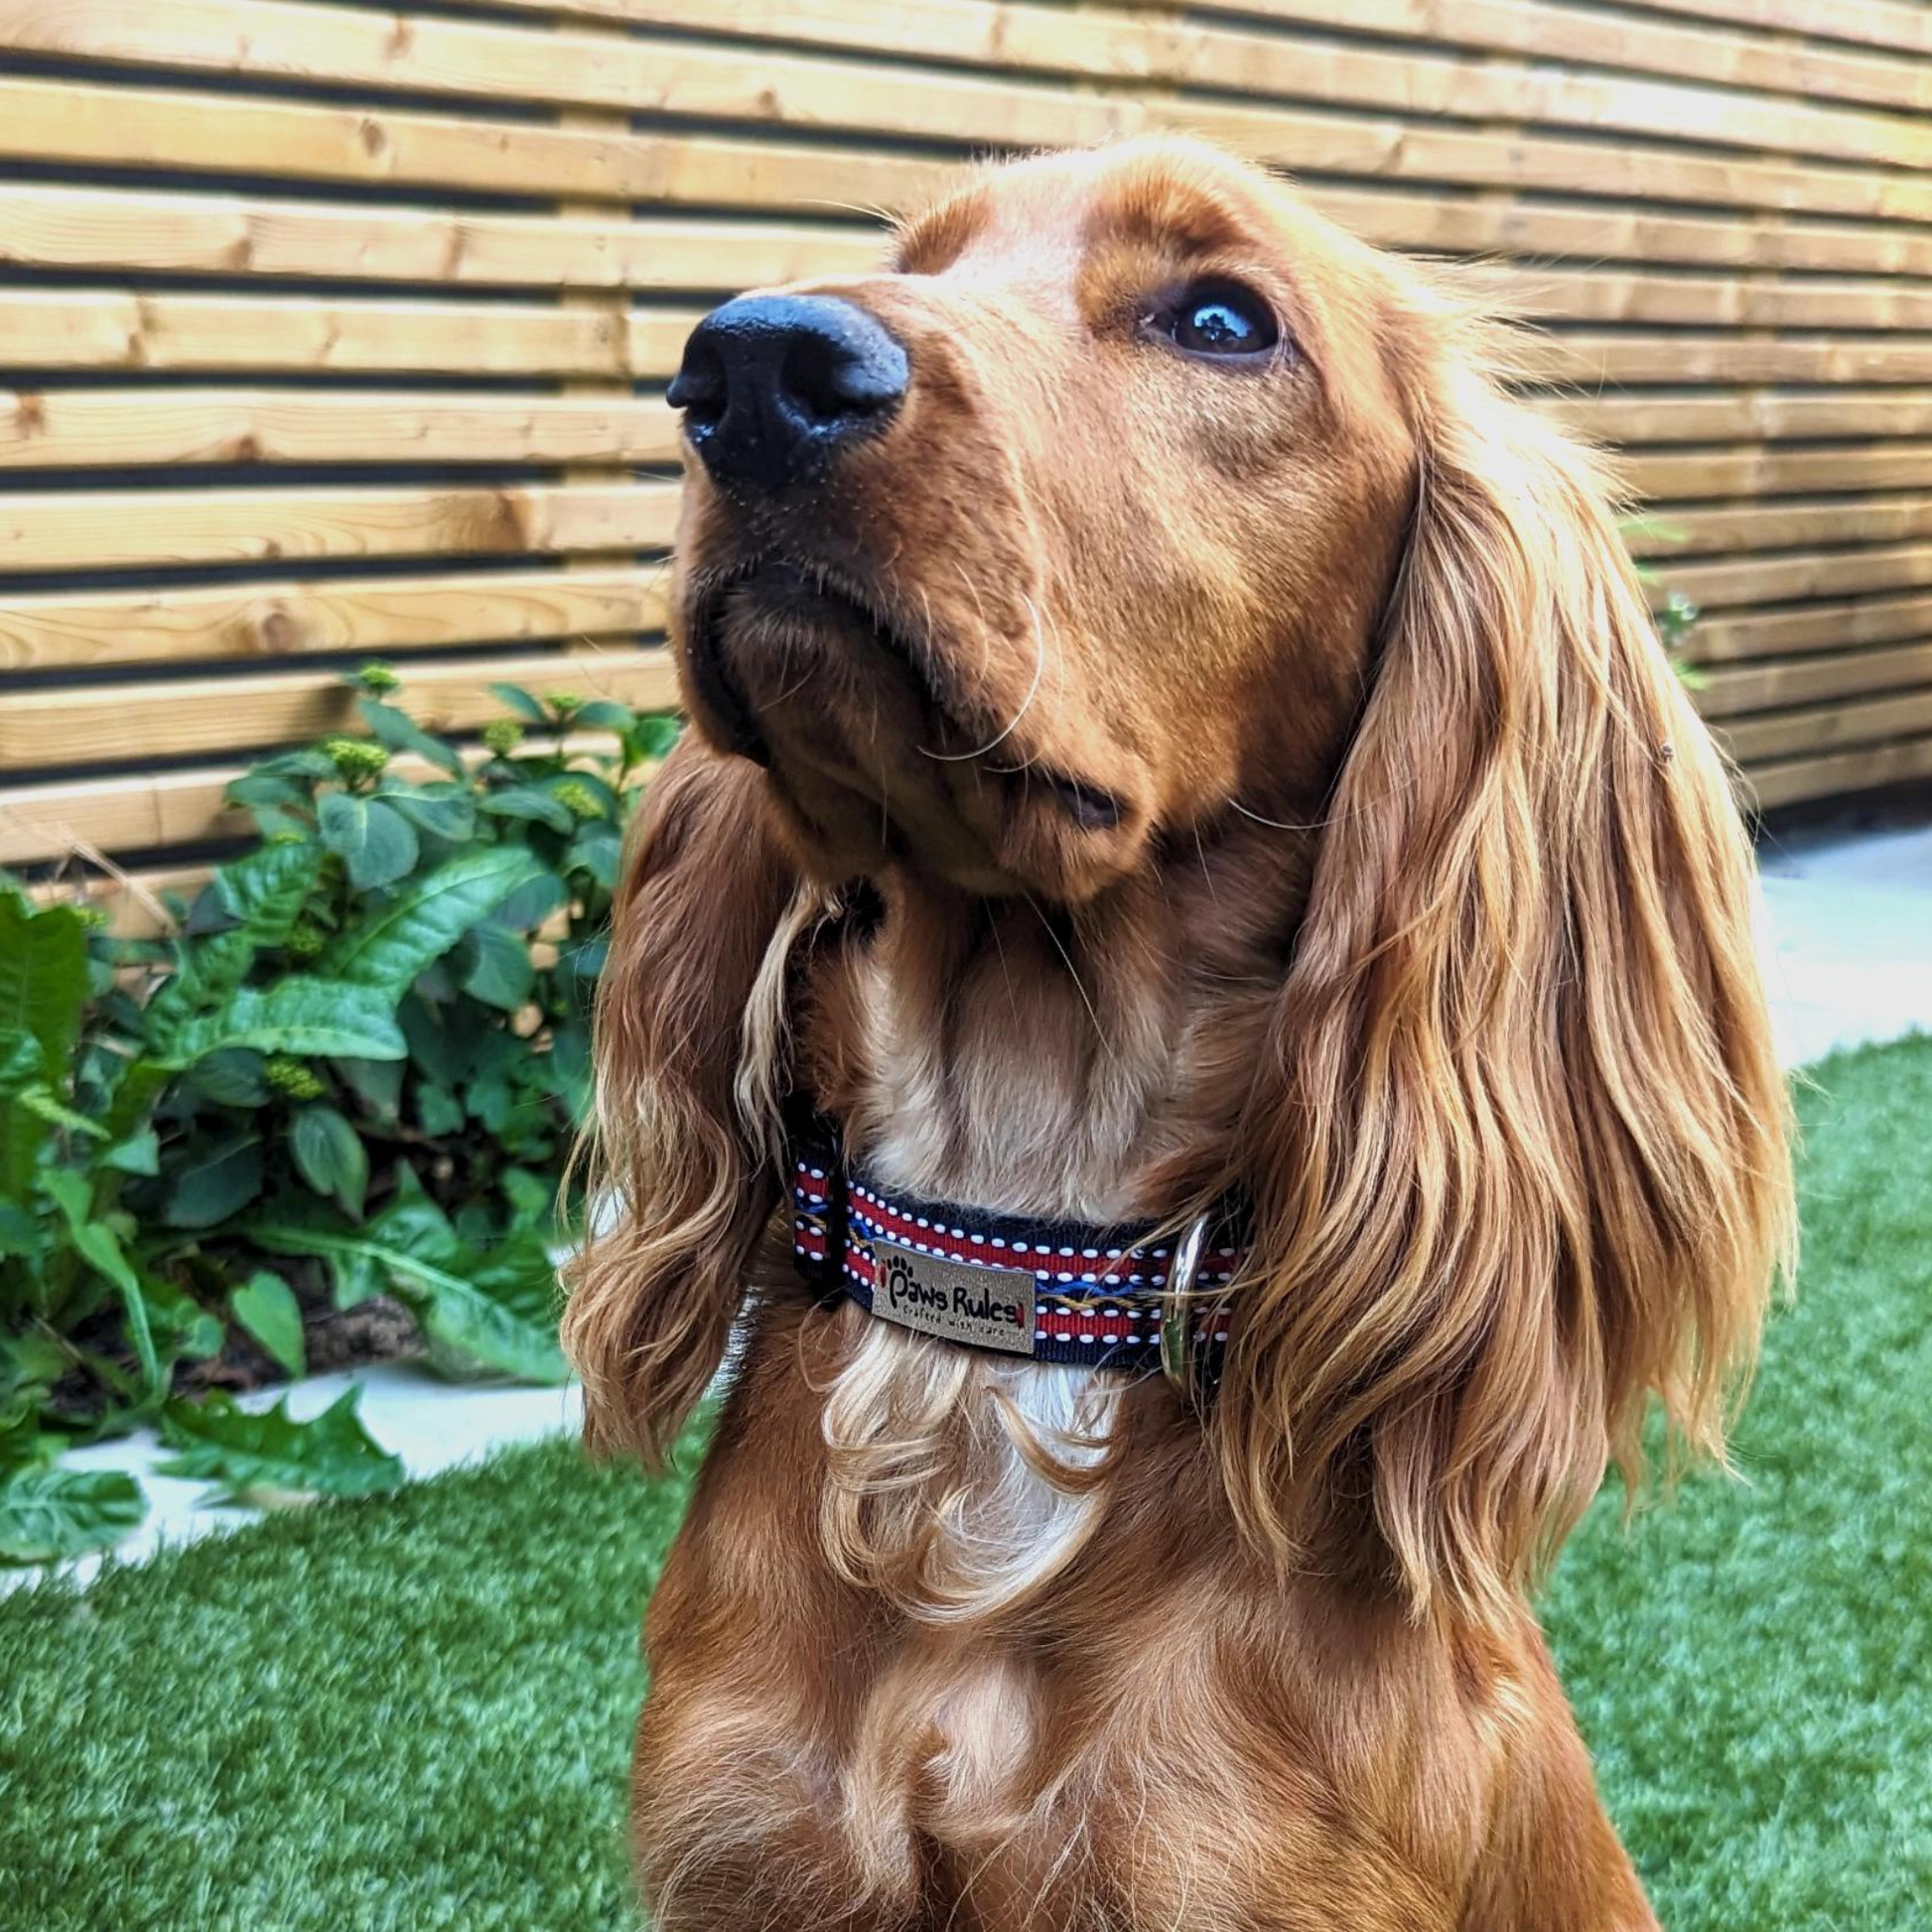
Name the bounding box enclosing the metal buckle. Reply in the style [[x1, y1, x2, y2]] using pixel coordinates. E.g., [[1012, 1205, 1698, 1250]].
[[1159, 1213, 1212, 1406]]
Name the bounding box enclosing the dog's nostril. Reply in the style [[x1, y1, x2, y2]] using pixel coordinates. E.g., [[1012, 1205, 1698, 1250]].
[[671, 294, 907, 492], [783, 330, 900, 425], [666, 347, 727, 429]]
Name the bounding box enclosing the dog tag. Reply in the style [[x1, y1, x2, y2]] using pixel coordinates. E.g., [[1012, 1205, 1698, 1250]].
[[868, 1238, 1037, 1355]]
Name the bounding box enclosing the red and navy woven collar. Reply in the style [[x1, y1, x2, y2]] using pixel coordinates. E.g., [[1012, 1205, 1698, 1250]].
[[788, 1115, 1245, 1389]]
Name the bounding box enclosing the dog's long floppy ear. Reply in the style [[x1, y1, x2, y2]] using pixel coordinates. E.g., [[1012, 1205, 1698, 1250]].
[[1222, 318, 1796, 1621], [562, 734, 806, 1463]]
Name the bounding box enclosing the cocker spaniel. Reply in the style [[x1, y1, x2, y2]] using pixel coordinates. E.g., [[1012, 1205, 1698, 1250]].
[[565, 137, 1794, 1931]]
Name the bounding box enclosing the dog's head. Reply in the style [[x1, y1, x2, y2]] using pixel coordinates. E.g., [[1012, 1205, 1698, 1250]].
[[669, 138, 1415, 902], [571, 139, 1793, 1619]]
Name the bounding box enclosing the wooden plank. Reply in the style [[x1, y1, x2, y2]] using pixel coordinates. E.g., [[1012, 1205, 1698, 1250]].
[[1700, 642, 1932, 720], [1178, 0, 1932, 114], [1634, 493, 1932, 559], [1721, 689, 1932, 764], [0, 482, 678, 574], [31, 865, 212, 937], [1668, 543, 1932, 612], [1582, 0, 1932, 64], [0, 73, 950, 214], [0, 767, 250, 867], [1625, 444, 1932, 503], [13, 0, 1932, 221], [1308, 183, 1932, 279], [1747, 736, 1932, 813], [0, 389, 679, 470], [0, 566, 668, 672], [1532, 336, 1932, 387], [1490, 265, 1932, 334], [0, 289, 639, 378], [0, 183, 879, 291], [0, 646, 680, 771], [1696, 592, 1932, 663], [0, 733, 629, 866], [1552, 389, 1932, 446]]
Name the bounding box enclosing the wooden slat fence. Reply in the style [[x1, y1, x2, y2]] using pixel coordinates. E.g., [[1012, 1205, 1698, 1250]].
[[6, 0, 1932, 914]]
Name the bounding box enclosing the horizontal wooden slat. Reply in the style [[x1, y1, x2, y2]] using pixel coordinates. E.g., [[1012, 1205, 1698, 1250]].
[[1635, 493, 1932, 559], [35, 0, 1927, 179], [1625, 443, 1932, 502], [0, 566, 668, 671], [1551, 388, 1932, 446], [1310, 184, 1932, 280], [1747, 735, 1932, 812], [0, 733, 629, 866], [0, 766, 250, 867], [1701, 641, 1932, 718], [1669, 543, 1932, 611], [0, 646, 680, 771], [1598, 0, 1932, 64], [0, 183, 878, 291], [1493, 265, 1932, 333], [0, 73, 950, 214], [1696, 592, 1932, 663], [0, 388, 678, 470], [31, 864, 212, 937], [1722, 688, 1932, 762], [13, 0, 1932, 226], [1181, 0, 1932, 114], [0, 481, 677, 574], [1533, 335, 1932, 387], [0, 288, 638, 377]]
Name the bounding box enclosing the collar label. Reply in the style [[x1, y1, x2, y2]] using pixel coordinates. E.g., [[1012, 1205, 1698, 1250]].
[[869, 1238, 1036, 1356]]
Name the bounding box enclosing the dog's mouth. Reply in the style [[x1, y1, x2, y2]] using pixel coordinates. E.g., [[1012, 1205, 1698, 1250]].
[[680, 557, 1126, 839]]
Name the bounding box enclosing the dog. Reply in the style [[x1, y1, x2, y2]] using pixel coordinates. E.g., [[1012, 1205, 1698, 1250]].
[[564, 136, 1794, 1930]]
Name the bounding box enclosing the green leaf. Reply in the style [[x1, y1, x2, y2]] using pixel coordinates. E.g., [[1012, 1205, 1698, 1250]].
[[458, 922, 535, 1012], [245, 1196, 568, 1385], [357, 697, 465, 777], [563, 823, 623, 891], [157, 1388, 401, 1503], [0, 1464, 146, 1564], [333, 1055, 403, 1125], [185, 1047, 268, 1107], [416, 1083, 465, 1137], [479, 785, 573, 834], [229, 1272, 306, 1378], [212, 840, 324, 948], [314, 848, 541, 997], [624, 713, 682, 761], [42, 1168, 161, 1396], [0, 891, 87, 1197], [161, 1134, 264, 1230], [291, 1104, 368, 1218], [102, 1126, 160, 1176], [148, 979, 407, 1068], [378, 781, 477, 843], [569, 698, 634, 731], [487, 682, 550, 723], [490, 870, 569, 934], [319, 794, 419, 892]]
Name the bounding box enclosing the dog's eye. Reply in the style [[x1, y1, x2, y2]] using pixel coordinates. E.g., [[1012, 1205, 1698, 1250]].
[[1160, 281, 1281, 362]]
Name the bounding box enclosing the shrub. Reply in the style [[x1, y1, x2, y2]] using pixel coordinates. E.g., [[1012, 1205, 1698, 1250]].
[[0, 669, 675, 1561]]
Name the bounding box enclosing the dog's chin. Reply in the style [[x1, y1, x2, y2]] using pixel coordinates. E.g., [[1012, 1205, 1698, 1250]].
[[677, 560, 1145, 901]]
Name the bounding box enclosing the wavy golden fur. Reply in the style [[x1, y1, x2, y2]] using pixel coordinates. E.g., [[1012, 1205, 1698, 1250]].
[[564, 137, 1793, 1930]]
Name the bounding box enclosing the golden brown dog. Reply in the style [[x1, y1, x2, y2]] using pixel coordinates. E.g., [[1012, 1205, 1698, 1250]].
[[565, 137, 1794, 1930]]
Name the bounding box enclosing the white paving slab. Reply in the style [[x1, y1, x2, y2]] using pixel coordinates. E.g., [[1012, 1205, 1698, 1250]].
[[9, 819, 1929, 1591], [8, 1364, 582, 1593]]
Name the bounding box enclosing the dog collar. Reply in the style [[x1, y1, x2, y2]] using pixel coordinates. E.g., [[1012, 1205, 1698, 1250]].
[[788, 1114, 1242, 1399]]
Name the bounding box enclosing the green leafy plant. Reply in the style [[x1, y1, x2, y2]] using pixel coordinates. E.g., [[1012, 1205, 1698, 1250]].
[[1, 668, 676, 1561], [1622, 515, 1706, 690]]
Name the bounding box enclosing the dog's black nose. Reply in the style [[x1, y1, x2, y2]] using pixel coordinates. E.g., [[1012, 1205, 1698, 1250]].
[[668, 295, 908, 494]]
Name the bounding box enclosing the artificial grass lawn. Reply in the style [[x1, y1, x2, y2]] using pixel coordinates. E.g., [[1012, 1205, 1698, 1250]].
[[3, 1037, 1928, 1931]]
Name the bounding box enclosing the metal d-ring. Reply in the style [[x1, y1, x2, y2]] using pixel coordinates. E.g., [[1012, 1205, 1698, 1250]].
[[1159, 1213, 1212, 1406]]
